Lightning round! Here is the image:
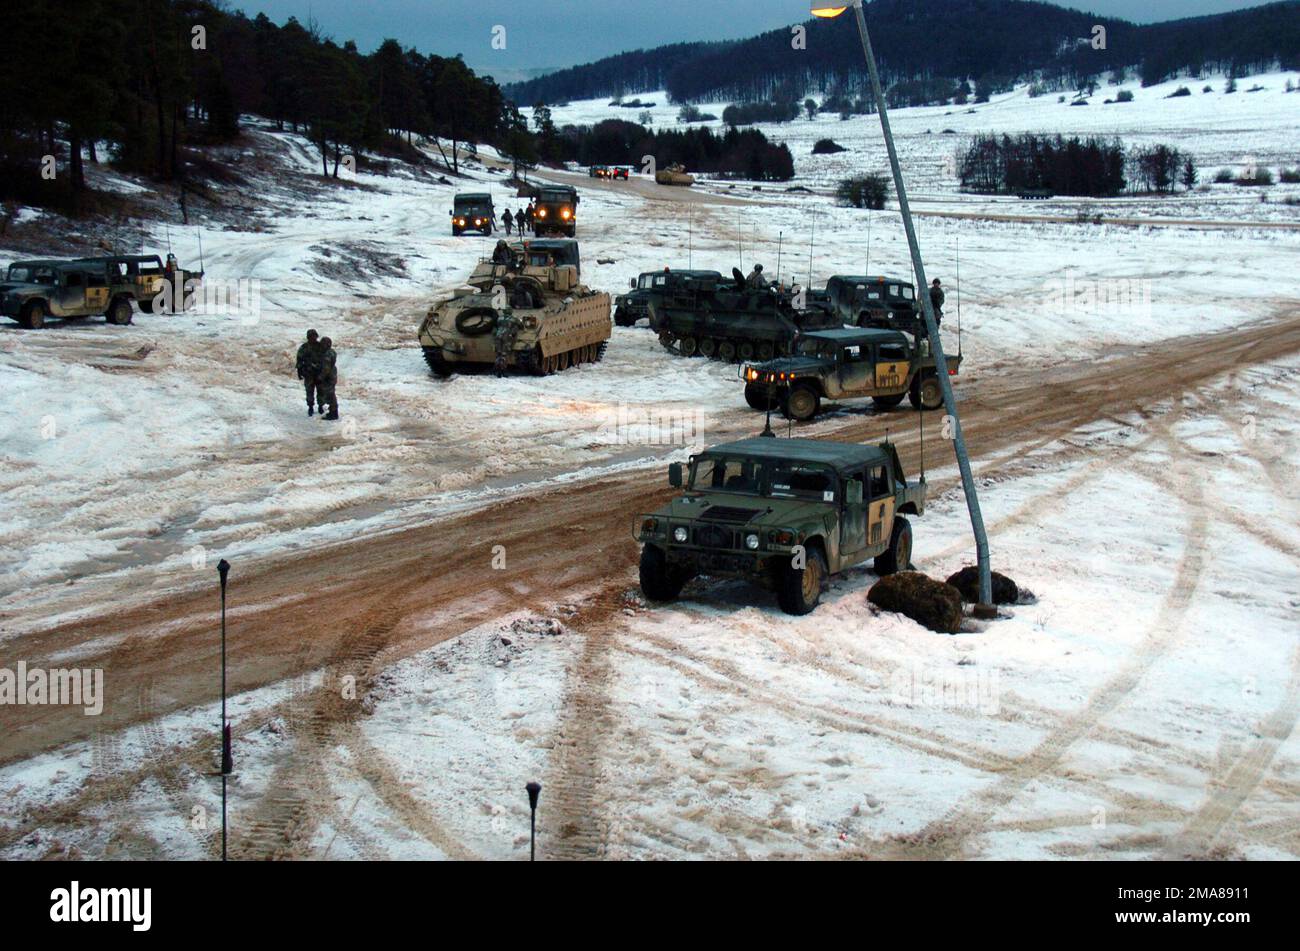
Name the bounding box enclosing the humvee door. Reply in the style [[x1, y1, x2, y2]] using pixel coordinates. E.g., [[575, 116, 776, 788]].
[[58, 271, 89, 315], [833, 343, 873, 397], [866, 463, 896, 552], [874, 342, 910, 391], [839, 469, 869, 563]]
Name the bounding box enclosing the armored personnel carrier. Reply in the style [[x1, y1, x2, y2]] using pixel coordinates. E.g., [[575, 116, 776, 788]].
[[417, 239, 610, 375], [648, 268, 840, 362], [655, 163, 695, 186]]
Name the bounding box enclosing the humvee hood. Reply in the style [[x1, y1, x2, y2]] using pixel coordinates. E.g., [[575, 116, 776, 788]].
[[751, 355, 826, 375], [659, 493, 831, 525]]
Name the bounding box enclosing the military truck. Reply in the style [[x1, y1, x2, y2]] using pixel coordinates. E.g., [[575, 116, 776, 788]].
[[417, 239, 610, 375], [1, 259, 134, 328], [815, 275, 921, 333], [635, 437, 925, 614], [741, 327, 960, 419], [77, 253, 202, 313], [532, 185, 579, 237], [655, 163, 695, 186], [450, 193, 495, 236], [614, 268, 721, 327], [648, 267, 841, 361]]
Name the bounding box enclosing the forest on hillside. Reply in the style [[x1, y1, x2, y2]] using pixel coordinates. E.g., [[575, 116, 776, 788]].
[[504, 0, 1300, 106]]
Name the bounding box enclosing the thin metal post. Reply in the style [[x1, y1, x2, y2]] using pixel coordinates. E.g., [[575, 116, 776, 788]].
[[848, 0, 993, 611], [218, 559, 231, 860]]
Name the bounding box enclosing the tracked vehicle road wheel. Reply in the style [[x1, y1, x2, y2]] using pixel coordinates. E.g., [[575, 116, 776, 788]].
[[423, 347, 453, 377], [744, 385, 778, 411], [909, 374, 944, 411], [873, 517, 912, 576], [783, 384, 820, 421], [718, 340, 737, 362], [738, 342, 755, 361], [699, 337, 717, 358], [640, 545, 689, 602], [679, 336, 698, 356], [777, 546, 826, 615], [758, 343, 774, 360]]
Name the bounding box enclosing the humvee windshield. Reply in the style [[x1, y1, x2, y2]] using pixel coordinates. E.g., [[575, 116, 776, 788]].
[[7, 264, 56, 284], [795, 338, 837, 358], [890, 284, 914, 300], [690, 456, 836, 501]]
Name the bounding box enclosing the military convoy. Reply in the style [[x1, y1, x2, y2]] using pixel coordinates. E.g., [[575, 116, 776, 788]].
[[635, 437, 925, 614], [417, 238, 610, 375], [450, 193, 495, 236], [647, 268, 839, 361], [741, 327, 959, 419]]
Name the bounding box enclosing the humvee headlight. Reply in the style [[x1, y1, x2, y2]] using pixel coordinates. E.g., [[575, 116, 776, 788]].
[[745, 533, 760, 550], [673, 527, 689, 543], [561, 208, 572, 220], [537, 209, 547, 218]]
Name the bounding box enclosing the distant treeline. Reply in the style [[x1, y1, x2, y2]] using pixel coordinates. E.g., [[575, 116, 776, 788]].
[[505, 0, 1300, 106], [544, 119, 794, 181], [1, 0, 514, 212], [958, 133, 1197, 196]]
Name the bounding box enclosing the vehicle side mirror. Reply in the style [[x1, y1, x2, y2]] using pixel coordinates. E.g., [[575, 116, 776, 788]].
[[629, 278, 636, 289], [845, 481, 863, 505], [668, 463, 683, 488]]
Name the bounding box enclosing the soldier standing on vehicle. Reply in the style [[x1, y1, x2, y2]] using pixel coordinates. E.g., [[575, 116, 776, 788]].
[[929, 278, 945, 326], [317, 336, 339, 420], [503, 208, 514, 235], [745, 263, 769, 290], [492, 239, 512, 266], [295, 329, 324, 417]]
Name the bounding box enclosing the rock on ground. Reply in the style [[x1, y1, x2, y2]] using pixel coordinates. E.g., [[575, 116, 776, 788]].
[[944, 566, 1020, 604], [868, 571, 964, 634]]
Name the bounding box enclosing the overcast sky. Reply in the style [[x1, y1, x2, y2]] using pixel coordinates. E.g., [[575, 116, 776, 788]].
[[231, 1, 1280, 76]]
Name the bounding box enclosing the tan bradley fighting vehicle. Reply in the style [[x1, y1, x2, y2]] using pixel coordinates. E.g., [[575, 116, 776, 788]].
[[655, 163, 695, 186], [418, 239, 611, 375]]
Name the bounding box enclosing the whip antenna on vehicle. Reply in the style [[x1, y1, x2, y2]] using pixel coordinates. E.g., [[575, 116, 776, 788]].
[[688, 204, 694, 268], [865, 208, 871, 275], [737, 209, 743, 271], [956, 230, 962, 358], [197, 228, 205, 275], [776, 230, 783, 286]]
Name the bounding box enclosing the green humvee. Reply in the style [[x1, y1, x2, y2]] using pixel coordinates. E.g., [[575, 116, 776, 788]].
[[614, 268, 722, 327], [635, 436, 925, 615], [1, 259, 135, 328], [741, 327, 960, 420]]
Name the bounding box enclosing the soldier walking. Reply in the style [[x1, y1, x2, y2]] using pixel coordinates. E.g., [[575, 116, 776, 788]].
[[295, 329, 325, 417], [929, 278, 945, 326], [503, 208, 514, 235], [524, 203, 535, 234], [317, 336, 340, 420]]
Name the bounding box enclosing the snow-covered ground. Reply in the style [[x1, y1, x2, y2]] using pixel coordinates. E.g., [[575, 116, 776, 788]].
[[1, 69, 1298, 860]]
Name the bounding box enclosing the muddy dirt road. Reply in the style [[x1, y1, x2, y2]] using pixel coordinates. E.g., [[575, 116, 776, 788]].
[[5, 308, 1298, 773]]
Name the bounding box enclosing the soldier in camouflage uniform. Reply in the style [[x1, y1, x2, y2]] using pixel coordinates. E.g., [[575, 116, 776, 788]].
[[493, 311, 523, 376], [317, 336, 340, 420], [295, 329, 324, 416], [929, 278, 945, 326]]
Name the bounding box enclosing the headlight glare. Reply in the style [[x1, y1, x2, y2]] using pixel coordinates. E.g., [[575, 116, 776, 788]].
[[673, 527, 688, 543]]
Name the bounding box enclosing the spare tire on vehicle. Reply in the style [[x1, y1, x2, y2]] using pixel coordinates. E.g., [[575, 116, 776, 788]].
[[454, 308, 498, 336]]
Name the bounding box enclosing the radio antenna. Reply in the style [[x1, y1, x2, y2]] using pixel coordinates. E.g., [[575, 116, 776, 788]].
[[807, 214, 815, 290], [865, 208, 871, 275], [956, 230, 962, 359], [688, 204, 694, 268], [776, 230, 783, 286]]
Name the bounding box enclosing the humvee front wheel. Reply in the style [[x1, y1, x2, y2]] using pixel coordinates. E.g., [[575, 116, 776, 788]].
[[872, 393, 905, 409], [744, 385, 778, 411], [107, 297, 133, 325], [909, 374, 943, 411], [783, 384, 820, 421], [873, 516, 912, 576], [639, 545, 688, 602], [21, 300, 46, 329], [778, 546, 826, 615]]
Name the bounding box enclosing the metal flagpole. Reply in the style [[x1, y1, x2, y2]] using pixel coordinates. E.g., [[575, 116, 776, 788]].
[[843, 0, 994, 613]]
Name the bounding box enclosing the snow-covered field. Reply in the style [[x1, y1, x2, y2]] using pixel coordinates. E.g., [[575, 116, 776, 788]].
[[1, 69, 1298, 860]]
